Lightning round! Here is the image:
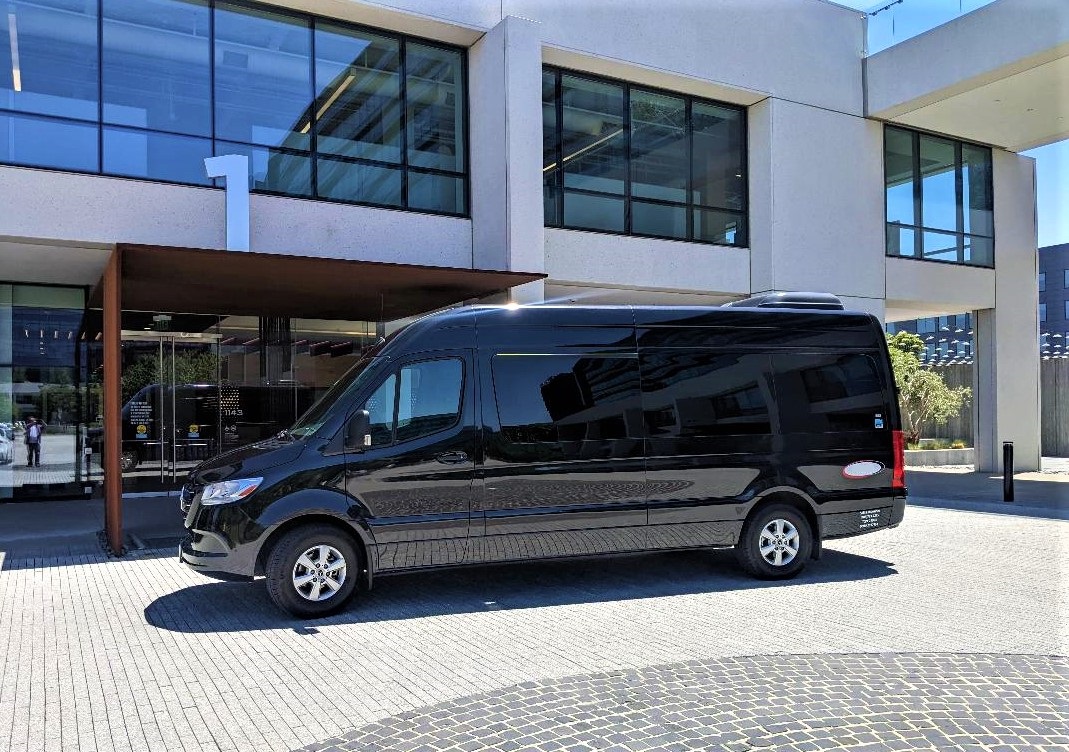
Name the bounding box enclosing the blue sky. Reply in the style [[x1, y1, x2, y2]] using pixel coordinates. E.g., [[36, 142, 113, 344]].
[[839, 0, 1067, 247]]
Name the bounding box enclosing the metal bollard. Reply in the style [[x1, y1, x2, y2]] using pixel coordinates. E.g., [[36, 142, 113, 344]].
[[1002, 441, 1014, 502]]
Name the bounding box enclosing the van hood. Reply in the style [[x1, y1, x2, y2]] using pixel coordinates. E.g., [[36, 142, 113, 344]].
[[189, 435, 306, 485]]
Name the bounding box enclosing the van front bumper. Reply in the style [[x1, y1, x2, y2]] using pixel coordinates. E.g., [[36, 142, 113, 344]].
[[179, 529, 257, 580]]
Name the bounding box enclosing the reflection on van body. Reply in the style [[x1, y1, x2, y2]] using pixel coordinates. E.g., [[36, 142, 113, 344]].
[[178, 299, 907, 617]]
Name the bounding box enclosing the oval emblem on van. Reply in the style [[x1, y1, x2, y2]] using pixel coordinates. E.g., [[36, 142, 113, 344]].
[[842, 460, 884, 479]]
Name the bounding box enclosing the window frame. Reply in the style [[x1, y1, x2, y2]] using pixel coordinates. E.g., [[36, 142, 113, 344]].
[[0, 0, 470, 218], [884, 125, 994, 268], [543, 66, 749, 248]]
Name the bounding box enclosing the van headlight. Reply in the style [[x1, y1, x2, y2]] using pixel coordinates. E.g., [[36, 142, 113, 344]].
[[200, 477, 263, 506]]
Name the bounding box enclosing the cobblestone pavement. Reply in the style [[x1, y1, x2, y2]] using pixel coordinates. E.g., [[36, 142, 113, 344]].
[[294, 653, 1068, 752], [0, 505, 1067, 752]]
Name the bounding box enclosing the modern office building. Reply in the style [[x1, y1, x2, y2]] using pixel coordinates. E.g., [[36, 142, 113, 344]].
[[0, 0, 1062, 547], [1039, 242, 1069, 348]]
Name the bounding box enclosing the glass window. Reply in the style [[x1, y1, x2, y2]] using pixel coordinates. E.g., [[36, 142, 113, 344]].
[[545, 67, 747, 247], [406, 43, 464, 173], [492, 355, 641, 443], [408, 170, 464, 214], [692, 102, 746, 211], [1064, 269, 1069, 289], [314, 24, 400, 162], [104, 127, 212, 185], [630, 89, 686, 204], [885, 126, 993, 267], [884, 127, 915, 227], [317, 157, 401, 207], [102, 0, 211, 137], [363, 373, 396, 446], [773, 353, 889, 433], [395, 358, 462, 442], [1039, 303, 1046, 322], [214, 2, 312, 151], [640, 352, 771, 437], [0, 0, 98, 121], [0, 112, 97, 171], [1038, 272, 1045, 292]]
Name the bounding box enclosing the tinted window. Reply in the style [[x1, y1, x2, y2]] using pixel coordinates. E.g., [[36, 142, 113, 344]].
[[362, 373, 396, 446], [640, 352, 771, 437], [396, 359, 463, 442], [773, 353, 888, 433], [492, 355, 640, 443]]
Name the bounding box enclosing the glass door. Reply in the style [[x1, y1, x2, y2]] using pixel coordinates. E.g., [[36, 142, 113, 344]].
[[119, 332, 220, 492]]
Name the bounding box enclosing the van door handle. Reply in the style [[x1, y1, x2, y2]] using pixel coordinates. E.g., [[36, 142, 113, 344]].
[[436, 451, 468, 465]]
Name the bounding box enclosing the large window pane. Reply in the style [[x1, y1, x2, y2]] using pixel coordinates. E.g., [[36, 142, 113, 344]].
[[964, 235, 993, 266], [314, 23, 400, 162], [886, 225, 917, 258], [632, 200, 686, 240], [694, 208, 746, 246], [563, 191, 624, 232], [317, 157, 401, 207], [919, 134, 956, 232], [408, 170, 464, 214], [692, 102, 745, 211], [396, 358, 462, 443], [543, 70, 560, 226], [406, 43, 464, 172], [885, 126, 915, 226], [774, 353, 888, 433], [216, 140, 311, 196], [962, 143, 993, 237], [0, 0, 98, 121], [561, 75, 625, 195], [214, 3, 311, 151], [102, 0, 211, 137], [0, 112, 97, 171], [630, 89, 686, 203], [104, 127, 212, 185], [922, 230, 959, 262]]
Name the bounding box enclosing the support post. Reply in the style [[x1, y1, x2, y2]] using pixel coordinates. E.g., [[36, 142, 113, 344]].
[[103, 248, 123, 554]]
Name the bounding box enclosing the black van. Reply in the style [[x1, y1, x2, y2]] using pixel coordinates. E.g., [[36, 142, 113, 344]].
[[180, 296, 906, 617]]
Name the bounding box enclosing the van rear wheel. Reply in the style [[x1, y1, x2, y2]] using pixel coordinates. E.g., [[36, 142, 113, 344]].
[[736, 504, 813, 579], [265, 525, 359, 618]]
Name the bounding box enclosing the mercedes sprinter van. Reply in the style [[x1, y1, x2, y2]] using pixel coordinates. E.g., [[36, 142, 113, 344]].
[[180, 296, 906, 617]]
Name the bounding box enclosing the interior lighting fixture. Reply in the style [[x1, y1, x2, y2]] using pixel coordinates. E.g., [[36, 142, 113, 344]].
[[300, 74, 356, 134], [543, 128, 624, 173], [8, 14, 20, 92]]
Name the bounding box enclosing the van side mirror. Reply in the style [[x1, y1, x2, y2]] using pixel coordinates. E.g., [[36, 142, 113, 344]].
[[345, 410, 371, 451]]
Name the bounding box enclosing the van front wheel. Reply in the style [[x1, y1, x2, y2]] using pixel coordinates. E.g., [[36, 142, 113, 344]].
[[736, 504, 813, 579], [265, 525, 359, 618]]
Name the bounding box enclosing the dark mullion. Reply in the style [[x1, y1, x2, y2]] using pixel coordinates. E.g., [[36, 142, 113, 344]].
[[555, 69, 564, 227], [209, 0, 217, 164], [309, 18, 318, 199], [460, 40, 471, 217], [399, 36, 409, 210], [912, 130, 922, 259], [96, 0, 103, 173], [623, 82, 631, 235], [739, 107, 750, 249], [954, 141, 964, 263], [686, 98, 694, 242]]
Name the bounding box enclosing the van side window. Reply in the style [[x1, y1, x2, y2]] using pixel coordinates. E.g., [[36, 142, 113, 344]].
[[773, 353, 887, 432], [640, 351, 772, 436], [396, 359, 463, 442], [491, 355, 641, 443], [364, 374, 397, 446]]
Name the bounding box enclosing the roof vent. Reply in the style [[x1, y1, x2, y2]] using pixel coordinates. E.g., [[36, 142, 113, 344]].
[[723, 292, 845, 311]]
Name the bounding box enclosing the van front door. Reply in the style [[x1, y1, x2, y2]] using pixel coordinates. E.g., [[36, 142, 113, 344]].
[[344, 352, 475, 570]]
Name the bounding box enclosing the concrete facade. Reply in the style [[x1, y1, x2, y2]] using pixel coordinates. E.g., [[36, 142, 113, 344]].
[[0, 0, 1053, 471]]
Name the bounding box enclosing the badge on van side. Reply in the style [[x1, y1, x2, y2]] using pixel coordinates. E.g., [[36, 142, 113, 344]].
[[842, 460, 884, 479]]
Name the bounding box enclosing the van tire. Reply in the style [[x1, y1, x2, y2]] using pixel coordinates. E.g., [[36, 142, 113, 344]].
[[736, 504, 813, 579], [265, 524, 359, 618]]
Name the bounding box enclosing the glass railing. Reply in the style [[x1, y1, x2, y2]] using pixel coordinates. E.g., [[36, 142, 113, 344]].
[[860, 0, 998, 55]]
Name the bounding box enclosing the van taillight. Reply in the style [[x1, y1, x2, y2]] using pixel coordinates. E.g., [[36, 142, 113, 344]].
[[892, 430, 906, 492]]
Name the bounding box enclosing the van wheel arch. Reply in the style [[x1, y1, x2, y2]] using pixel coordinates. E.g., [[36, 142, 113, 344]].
[[744, 491, 821, 560], [256, 514, 372, 590]]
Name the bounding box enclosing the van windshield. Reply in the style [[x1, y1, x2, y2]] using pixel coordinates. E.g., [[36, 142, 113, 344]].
[[289, 351, 385, 438]]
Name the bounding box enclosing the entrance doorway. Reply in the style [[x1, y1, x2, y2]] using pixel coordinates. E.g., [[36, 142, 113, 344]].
[[118, 331, 219, 492]]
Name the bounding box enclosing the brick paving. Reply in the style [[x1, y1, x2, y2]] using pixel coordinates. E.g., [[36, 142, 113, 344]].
[[294, 653, 1068, 752], [0, 504, 1066, 751]]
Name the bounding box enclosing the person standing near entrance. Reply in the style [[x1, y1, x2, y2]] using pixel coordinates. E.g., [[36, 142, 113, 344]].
[[25, 416, 43, 467]]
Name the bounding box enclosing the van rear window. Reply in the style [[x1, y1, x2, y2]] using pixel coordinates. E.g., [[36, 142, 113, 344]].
[[773, 353, 889, 433], [491, 355, 641, 443]]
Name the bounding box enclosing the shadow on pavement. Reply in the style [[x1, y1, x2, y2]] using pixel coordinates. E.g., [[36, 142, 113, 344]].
[[144, 547, 897, 633]]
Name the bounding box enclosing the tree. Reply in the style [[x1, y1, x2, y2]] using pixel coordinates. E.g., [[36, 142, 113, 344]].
[[887, 331, 972, 445]]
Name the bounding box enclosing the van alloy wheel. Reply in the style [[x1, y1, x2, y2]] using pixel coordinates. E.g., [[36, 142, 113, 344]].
[[758, 519, 799, 566], [292, 544, 347, 601]]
